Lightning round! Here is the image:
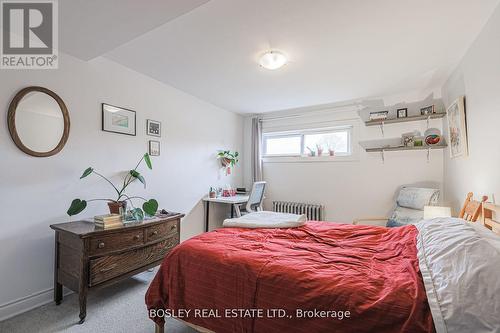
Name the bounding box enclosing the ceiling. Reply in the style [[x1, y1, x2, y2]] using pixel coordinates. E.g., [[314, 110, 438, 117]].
[[60, 0, 500, 113], [59, 0, 209, 60]]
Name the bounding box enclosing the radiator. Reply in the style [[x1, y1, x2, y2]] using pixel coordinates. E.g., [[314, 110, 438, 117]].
[[272, 201, 324, 221]]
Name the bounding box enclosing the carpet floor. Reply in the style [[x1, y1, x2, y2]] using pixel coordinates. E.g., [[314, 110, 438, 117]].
[[0, 270, 196, 333]]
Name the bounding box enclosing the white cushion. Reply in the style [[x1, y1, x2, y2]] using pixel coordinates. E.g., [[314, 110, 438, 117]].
[[396, 187, 439, 210]]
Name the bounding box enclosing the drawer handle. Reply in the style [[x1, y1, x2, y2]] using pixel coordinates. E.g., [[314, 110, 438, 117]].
[[100, 264, 117, 273], [170, 225, 176, 231], [98, 242, 105, 249], [133, 234, 140, 241], [152, 230, 158, 236]]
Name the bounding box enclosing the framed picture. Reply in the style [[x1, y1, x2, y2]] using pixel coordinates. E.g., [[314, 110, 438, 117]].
[[147, 119, 161, 137], [102, 104, 136, 136], [149, 140, 160, 156], [369, 111, 388, 121], [402, 132, 415, 147], [397, 108, 408, 118], [420, 105, 435, 115], [447, 96, 468, 158]]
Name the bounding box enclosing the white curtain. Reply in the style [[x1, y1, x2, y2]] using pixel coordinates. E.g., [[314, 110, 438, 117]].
[[251, 117, 263, 182]]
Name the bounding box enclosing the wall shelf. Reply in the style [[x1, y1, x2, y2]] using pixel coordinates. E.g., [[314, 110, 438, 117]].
[[365, 144, 447, 153], [365, 112, 446, 127]]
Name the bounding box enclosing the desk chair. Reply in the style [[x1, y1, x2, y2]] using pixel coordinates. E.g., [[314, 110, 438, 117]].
[[234, 181, 266, 217]]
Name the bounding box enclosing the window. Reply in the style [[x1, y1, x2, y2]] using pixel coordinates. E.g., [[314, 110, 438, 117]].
[[304, 131, 349, 155], [263, 135, 302, 156], [263, 126, 352, 157]]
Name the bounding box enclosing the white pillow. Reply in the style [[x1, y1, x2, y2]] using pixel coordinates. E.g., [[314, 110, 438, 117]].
[[396, 187, 439, 210]]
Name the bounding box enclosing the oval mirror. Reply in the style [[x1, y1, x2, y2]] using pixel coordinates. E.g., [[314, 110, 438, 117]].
[[8, 87, 70, 157]]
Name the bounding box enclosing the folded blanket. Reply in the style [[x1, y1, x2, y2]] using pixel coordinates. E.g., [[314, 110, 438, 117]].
[[223, 211, 307, 229]]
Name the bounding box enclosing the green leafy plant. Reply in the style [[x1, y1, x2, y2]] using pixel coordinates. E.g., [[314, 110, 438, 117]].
[[67, 153, 158, 219], [217, 150, 239, 167]]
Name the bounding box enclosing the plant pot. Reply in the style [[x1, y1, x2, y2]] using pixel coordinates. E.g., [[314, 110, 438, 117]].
[[221, 157, 232, 167], [108, 201, 127, 215]]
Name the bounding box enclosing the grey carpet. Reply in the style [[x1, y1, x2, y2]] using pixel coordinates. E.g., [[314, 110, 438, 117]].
[[0, 270, 197, 333]]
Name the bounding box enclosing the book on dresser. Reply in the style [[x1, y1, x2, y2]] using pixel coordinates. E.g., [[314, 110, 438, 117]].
[[94, 214, 123, 228]]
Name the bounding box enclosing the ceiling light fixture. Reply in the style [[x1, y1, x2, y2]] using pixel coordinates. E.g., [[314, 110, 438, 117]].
[[259, 51, 288, 70]]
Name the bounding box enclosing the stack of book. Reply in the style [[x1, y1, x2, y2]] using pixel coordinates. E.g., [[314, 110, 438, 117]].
[[94, 214, 123, 228]]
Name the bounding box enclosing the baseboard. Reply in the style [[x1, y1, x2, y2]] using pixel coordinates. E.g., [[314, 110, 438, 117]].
[[0, 287, 72, 322]]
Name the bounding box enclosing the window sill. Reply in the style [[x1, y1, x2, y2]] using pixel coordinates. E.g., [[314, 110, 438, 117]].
[[262, 155, 359, 163]]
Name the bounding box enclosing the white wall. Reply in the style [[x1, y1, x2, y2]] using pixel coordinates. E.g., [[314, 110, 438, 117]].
[[244, 107, 444, 223], [0, 53, 243, 320], [441, 3, 500, 212]]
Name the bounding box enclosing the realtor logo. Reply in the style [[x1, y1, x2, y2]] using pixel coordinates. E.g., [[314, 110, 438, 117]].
[[1, 0, 58, 69]]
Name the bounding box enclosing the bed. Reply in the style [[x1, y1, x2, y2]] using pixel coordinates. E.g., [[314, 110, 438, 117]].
[[146, 203, 500, 333]]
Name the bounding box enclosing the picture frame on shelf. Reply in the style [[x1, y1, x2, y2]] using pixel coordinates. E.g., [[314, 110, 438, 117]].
[[369, 111, 388, 121], [402, 131, 420, 147], [147, 119, 161, 137], [149, 140, 160, 156], [102, 104, 136, 136], [420, 105, 435, 115], [397, 108, 408, 118]]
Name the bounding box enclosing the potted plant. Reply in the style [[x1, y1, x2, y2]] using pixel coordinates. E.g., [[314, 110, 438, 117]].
[[306, 147, 316, 157], [217, 150, 239, 175], [316, 144, 324, 156], [328, 144, 335, 156], [67, 153, 158, 221]]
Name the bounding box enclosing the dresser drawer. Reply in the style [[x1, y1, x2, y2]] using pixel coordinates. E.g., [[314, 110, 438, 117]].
[[145, 220, 178, 243], [89, 230, 144, 256], [89, 236, 179, 286]]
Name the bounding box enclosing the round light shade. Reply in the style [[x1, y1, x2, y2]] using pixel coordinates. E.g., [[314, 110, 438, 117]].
[[259, 51, 287, 70]]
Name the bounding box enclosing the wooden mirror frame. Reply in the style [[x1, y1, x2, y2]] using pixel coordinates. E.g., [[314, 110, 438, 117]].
[[7, 86, 70, 157]]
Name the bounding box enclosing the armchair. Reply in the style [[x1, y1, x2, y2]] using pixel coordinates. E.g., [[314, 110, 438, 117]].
[[353, 187, 440, 227]]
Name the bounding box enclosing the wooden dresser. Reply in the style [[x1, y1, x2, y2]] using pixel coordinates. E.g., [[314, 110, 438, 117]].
[[50, 213, 183, 324]]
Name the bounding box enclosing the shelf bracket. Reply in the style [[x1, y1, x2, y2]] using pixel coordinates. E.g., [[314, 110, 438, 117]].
[[380, 121, 385, 137], [427, 115, 431, 129], [427, 148, 431, 163], [381, 149, 385, 163]]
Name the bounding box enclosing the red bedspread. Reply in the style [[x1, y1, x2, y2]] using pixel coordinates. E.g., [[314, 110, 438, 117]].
[[146, 222, 435, 333]]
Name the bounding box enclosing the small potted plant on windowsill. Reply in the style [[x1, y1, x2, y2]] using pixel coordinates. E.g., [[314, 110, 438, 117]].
[[316, 144, 324, 156], [66, 153, 158, 221]]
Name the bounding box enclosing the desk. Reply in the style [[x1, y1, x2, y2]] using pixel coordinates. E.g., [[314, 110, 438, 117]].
[[202, 195, 249, 232]]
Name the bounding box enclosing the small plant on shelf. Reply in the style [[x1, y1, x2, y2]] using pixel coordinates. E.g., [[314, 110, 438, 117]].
[[217, 150, 239, 175], [67, 153, 158, 221]]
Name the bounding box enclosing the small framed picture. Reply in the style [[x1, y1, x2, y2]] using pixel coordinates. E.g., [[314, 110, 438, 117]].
[[369, 111, 388, 121], [420, 105, 435, 115], [397, 108, 408, 118], [402, 133, 415, 147], [102, 104, 136, 136], [147, 119, 161, 137], [149, 140, 160, 156]]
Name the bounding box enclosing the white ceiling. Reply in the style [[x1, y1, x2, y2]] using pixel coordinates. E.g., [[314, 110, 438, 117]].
[[59, 0, 209, 60], [61, 0, 500, 113]]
